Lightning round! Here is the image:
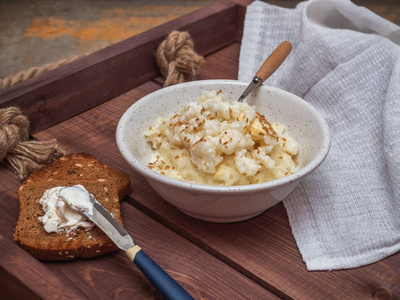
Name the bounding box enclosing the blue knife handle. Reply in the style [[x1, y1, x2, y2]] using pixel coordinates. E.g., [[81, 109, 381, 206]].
[[129, 247, 193, 300]]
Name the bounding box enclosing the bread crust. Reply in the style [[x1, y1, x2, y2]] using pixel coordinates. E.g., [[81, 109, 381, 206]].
[[14, 153, 131, 261]]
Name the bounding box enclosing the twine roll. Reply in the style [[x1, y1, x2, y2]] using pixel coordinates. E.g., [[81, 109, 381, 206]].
[[156, 31, 204, 87], [0, 107, 63, 179]]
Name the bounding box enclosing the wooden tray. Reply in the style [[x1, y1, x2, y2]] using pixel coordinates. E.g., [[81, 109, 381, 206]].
[[1, 0, 399, 299]]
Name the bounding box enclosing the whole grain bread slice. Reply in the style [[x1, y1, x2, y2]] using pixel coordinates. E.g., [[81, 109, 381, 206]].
[[22, 153, 130, 199], [14, 153, 131, 261]]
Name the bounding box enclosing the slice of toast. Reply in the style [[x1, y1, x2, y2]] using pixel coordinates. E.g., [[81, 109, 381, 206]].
[[14, 153, 131, 261]]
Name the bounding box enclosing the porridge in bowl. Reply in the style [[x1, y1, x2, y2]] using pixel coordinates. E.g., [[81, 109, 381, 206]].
[[117, 80, 330, 222], [145, 90, 299, 186]]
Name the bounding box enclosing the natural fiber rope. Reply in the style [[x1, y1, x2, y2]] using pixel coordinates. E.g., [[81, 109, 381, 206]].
[[156, 31, 204, 87], [0, 54, 83, 91], [0, 107, 63, 180], [1, 31, 202, 90]]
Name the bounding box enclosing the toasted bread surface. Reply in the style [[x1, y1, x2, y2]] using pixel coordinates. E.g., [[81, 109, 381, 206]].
[[14, 153, 131, 261]]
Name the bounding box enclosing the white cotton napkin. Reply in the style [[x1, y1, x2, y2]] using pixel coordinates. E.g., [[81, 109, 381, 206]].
[[238, 0, 400, 270]]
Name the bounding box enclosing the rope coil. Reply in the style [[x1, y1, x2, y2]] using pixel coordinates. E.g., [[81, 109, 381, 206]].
[[156, 31, 204, 87], [0, 107, 63, 179]]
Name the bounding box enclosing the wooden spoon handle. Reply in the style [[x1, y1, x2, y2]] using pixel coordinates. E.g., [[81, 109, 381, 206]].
[[255, 41, 292, 83]]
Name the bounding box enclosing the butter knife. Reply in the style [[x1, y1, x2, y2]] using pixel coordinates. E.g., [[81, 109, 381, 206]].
[[70, 190, 193, 300]]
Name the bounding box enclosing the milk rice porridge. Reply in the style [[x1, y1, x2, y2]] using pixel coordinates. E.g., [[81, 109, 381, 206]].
[[145, 90, 299, 186]]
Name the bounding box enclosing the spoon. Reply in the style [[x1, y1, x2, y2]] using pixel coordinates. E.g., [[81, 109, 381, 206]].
[[238, 41, 292, 102]]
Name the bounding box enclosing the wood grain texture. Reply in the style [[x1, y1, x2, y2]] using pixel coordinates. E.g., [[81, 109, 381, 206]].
[[0, 234, 86, 299]]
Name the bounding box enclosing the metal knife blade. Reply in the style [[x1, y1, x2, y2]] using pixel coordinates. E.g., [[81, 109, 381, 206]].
[[82, 194, 135, 251], [237, 76, 262, 102]]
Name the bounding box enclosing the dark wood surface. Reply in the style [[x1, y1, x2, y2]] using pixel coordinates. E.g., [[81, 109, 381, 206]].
[[1, 1, 399, 299]]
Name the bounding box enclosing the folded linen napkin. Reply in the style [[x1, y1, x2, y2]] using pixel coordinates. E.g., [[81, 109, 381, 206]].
[[238, 0, 400, 270]]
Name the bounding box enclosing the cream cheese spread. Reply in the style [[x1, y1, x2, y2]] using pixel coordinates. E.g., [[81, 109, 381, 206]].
[[145, 90, 299, 186], [38, 185, 94, 233]]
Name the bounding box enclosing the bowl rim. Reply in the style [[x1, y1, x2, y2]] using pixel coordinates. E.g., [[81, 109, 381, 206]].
[[116, 79, 331, 194]]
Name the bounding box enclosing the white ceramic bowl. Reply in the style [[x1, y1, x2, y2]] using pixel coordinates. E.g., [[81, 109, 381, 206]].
[[116, 80, 330, 223]]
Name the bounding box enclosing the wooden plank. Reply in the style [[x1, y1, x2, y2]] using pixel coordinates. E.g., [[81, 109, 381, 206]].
[[0, 268, 41, 300], [0, 0, 246, 135], [0, 234, 86, 300], [198, 42, 241, 80], [352, 0, 400, 25]]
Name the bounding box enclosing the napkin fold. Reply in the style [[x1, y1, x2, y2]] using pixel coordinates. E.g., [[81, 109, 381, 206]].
[[239, 0, 400, 270]]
